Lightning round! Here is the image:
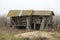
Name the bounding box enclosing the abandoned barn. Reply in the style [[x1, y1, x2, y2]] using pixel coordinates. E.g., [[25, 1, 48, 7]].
[[7, 10, 54, 30]]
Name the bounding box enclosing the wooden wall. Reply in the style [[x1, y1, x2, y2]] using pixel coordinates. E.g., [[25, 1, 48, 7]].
[[10, 16, 53, 30]]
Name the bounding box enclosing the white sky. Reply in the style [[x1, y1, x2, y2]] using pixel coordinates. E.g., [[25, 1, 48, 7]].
[[0, 0, 60, 16]]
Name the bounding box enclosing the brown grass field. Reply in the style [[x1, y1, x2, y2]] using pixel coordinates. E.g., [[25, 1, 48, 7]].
[[0, 24, 60, 40]]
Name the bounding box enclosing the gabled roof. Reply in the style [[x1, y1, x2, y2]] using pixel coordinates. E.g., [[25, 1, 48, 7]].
[[7, 10, 21, 17], [33, 10, 54, 16]]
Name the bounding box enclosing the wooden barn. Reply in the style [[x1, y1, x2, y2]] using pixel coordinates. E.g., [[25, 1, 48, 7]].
[[7, 10, 54, 30]]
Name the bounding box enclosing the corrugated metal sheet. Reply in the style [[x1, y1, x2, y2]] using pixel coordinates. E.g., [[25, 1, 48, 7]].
[[33, 10, 54, 16], [7, 10, 21, 17], [21, 10, 33, 16]]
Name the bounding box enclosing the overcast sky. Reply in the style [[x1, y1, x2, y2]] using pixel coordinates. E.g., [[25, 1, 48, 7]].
[[0, 0, 60, 16]]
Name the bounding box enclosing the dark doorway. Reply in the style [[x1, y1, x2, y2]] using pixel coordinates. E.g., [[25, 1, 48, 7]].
[[31, 23, 34, 30], [15, 26, 26, 29], [36, 24, 40, 30]]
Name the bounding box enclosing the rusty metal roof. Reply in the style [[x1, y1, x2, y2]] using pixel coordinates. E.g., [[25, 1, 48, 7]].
[[21, 10, 33, 16], [7, 10, 21, 17], [33, 10, 54, 16]]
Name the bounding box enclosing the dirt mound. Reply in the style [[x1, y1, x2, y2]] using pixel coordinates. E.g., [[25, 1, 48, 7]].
[[14, 31, 53, 38]]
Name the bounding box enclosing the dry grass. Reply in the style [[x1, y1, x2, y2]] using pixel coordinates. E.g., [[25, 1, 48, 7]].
[[0, 25, 60, 40]]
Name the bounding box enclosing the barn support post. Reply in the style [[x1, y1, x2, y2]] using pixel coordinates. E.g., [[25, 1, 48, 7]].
[[34, 24, 36, 30], [29, 23, 31, 30], [10, 18, 14, 28], [10, 17, 12, 27], [40, 17, 46, 30], [45, 24, 48, 30], [26, 17, 30, 30], [29, 16, 32, 30], [10, 18, 15, 29]]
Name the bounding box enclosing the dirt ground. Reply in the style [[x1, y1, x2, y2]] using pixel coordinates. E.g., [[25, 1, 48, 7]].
[[14, 31, 60, 40], [0, 25, 60, 40]]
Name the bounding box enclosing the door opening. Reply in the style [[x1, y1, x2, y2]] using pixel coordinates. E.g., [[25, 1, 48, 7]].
[[31, 23, 34, 30], [36, 24, 40, 30], [15, 26, 26, 29]]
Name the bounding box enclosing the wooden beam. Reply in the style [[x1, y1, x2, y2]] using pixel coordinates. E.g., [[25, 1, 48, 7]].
[[26, 17, 30, 30], [34, 24, 36, 30], [40, 17, 46, 30]]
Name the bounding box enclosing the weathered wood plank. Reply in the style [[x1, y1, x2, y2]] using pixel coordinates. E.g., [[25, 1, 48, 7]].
[[40, 17, 46, 30]]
